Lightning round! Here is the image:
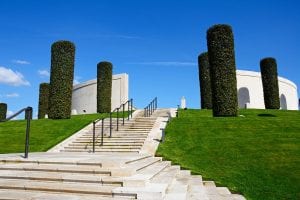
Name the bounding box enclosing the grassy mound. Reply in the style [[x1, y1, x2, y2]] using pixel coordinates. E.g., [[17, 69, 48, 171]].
[[0, 113, 125, 154], [157, 109, 300, 200]]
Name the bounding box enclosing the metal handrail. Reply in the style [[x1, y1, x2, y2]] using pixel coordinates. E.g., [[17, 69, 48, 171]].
[[0, 106, 33, 158], [91, 99, 134, 153], [144, 97, 157, 117]]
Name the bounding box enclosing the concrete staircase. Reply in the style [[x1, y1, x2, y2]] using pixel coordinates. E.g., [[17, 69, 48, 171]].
[[60, 111, 157, 153], [0, 109, 246, 199]]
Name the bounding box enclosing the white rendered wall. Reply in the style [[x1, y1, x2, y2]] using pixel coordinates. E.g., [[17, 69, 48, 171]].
[[236, 70, 298, 110], [71, 73, 129, 114]]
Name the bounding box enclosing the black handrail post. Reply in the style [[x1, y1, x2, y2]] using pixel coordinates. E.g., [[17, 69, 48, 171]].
[[122, 104, 125, 125], [127, 100, 130, 120], [155, 97, 157, 110], [92, 121, 96, 153], [24, 107, 32, 159], [116, 108, 119, 131], [130, 99, 133, 118], [109, 112, 112, 137], [101, 119, 104, 146]]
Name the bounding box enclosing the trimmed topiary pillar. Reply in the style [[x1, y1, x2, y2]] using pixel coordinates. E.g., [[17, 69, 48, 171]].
[[97, 61, 113, 113], [38, 83, 50, 119], [207, 24, 238, 117], [260, 57, 280, 109], [198, 52, 212, 109], [48, 41, 75, 119], [0, 103, 7, 120]]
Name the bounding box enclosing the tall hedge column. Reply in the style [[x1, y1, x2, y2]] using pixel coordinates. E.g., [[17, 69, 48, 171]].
[[260, 57, 280, 109], [38, 83, 50, 119], [48, 41, 75, 119], [0, 103, 7, 120], [207, 24, 238, 117], [198, 52, 212, 109], [97, 61, 113, 113]]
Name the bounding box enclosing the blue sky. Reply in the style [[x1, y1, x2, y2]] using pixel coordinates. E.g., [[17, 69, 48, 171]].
[[0, 0, 299, 118]]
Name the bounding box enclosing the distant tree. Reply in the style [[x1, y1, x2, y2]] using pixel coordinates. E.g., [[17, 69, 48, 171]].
[[207, 24, 238, 117], [48, 41, 75, 119], [38, 83, 50, 119], [198, 52, 212, 109], [0, 103, 7, 120], [97, 61, 113, 113], [260, 57, 280, 109]]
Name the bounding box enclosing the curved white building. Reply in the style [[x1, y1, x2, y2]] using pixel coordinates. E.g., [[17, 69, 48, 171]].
[[236, 70, 298, 110], [71, 73, 128, 114]]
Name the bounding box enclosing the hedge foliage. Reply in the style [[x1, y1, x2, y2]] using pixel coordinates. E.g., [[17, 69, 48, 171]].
[[97, 61, 112, 113], [207, 24, 238, 117], [0, 103, 7, 120], [198, 52, 212, 109], [38, 83, 50, 119], [48, 41, 75, 119], [260, 57, 280, 109]]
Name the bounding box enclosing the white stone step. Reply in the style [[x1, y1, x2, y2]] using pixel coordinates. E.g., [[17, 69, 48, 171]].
[[0, 189, 134, 200], [62, 149, 140, 153], [126, 157, 161, 171], [0, 179, 136, 198], [0, 170, 119, 185], [113, 183, 168, 200], [0, 163, 111, 175]]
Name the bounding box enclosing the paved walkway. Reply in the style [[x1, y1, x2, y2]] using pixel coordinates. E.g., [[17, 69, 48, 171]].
[[0, 109, 245, 199]]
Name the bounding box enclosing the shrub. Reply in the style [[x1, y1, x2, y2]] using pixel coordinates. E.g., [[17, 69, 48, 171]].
[[48, 41, 75, 119], [97, 61, 113, 113], [0, 103, 7, 120], [207, 24, 238, 117], [198, 52, 212, 109], [260, 57, 280, 109], [38, 83, 50, 119]]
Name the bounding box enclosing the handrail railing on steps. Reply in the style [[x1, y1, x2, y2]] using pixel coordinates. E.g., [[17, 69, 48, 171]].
[[0, 106, 33, 158], [92, 99, 133, 153], [144, 97, 157, 117]]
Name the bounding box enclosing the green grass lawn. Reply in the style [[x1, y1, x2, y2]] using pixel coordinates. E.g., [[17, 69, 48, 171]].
[[157, 109, 300, 200], [0, 112, 127, 154]]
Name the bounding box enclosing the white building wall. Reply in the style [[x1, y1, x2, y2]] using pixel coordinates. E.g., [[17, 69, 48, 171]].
[[71, 73, 128, 114], [236, 70, 298, 110]]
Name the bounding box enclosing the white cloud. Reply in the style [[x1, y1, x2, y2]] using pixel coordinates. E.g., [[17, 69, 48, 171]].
[[73, 76, 81, 85], [0, 66, 30, 86], [6, 110, 14, 117], [6, 110, 19, 120], [5, 93, 19, 98], [128, 61, 197, 66], [12, 60, 31, 65], [38, 70, 50, 77]]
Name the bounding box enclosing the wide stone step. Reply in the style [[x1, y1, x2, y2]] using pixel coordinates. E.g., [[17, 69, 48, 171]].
[[68, 143, 143, 147], [64, 146, 141, 150], [0, 159, 103, 167], [0, 189, 133, 200], [0, 164, 111, 175], [0, 170, 121, 186], [62, 149, 140, 153], [0, 179, 137, 198], [151, 165, 181, 184], [138, 161, 171, 179], [126, 157, 161, 171]]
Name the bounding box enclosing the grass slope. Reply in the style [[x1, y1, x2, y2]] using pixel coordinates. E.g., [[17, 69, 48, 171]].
[[157, 109, 300, 200], [0, 113, 125, 153]]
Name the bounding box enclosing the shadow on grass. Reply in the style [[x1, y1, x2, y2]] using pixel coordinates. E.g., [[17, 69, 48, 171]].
[[257, 113, 277, 117]]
